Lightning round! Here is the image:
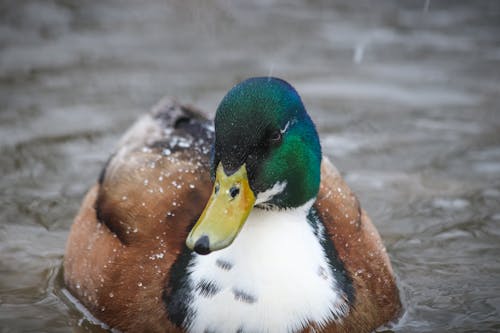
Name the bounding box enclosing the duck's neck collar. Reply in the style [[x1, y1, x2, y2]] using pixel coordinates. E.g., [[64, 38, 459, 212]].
[[254, 179, 318, 211], [254, 181, 288, 210]]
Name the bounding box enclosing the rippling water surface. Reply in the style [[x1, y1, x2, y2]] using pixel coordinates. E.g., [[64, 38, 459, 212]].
[[1, 1, 499, 332]]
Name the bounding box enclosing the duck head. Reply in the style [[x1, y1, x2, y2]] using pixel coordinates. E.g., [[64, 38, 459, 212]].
[[186, 77, 322, 254]]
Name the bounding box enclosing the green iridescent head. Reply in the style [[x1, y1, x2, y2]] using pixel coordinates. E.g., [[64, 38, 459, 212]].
[[187, 77, 322, 254], [212, 77, 321, 209]]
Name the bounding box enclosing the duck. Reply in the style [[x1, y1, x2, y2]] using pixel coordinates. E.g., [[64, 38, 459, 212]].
[[64, 77, 401, 333]]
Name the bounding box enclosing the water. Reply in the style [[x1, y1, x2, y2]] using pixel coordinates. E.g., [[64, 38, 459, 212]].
[[1, 0, 499, 332]]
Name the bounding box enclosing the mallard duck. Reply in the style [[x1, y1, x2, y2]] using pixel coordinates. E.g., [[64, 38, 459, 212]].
[[64, 77, 401, 333]]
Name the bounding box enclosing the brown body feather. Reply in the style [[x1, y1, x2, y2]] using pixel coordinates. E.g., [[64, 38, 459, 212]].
[[64, 100, 401, 332]]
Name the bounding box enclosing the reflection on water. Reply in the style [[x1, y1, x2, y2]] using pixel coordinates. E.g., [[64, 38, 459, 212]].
[[1, 0, 499, 332]]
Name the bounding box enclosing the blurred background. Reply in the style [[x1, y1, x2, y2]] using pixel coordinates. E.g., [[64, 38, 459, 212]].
[[1, 0, 499, 332]]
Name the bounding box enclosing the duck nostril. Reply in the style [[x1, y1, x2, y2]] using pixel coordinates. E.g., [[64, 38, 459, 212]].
[[229, 186, 240, 199]]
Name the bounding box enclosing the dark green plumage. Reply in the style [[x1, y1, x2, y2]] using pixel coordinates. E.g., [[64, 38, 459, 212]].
[[212, 77, 322, 208]]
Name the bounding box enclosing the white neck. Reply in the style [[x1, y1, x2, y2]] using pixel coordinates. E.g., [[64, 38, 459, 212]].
[[185, 201, 349, 333]]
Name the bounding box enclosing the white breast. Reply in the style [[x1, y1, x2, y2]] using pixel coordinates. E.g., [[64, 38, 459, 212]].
[[186, 202, 349, 333]]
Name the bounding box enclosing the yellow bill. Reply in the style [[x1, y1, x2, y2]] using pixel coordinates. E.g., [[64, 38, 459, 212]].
[[186, 163, 256, 254]]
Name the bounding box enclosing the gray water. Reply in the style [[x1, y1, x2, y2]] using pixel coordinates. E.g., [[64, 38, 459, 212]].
[[1, 0, 499, 332]]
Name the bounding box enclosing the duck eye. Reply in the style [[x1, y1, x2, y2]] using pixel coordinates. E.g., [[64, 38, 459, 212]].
[[269, 130, 282, 144]]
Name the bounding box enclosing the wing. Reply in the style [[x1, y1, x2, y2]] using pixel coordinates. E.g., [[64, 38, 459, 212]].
[[313, 158, 401, 332], [64, 99, 213, 332]]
